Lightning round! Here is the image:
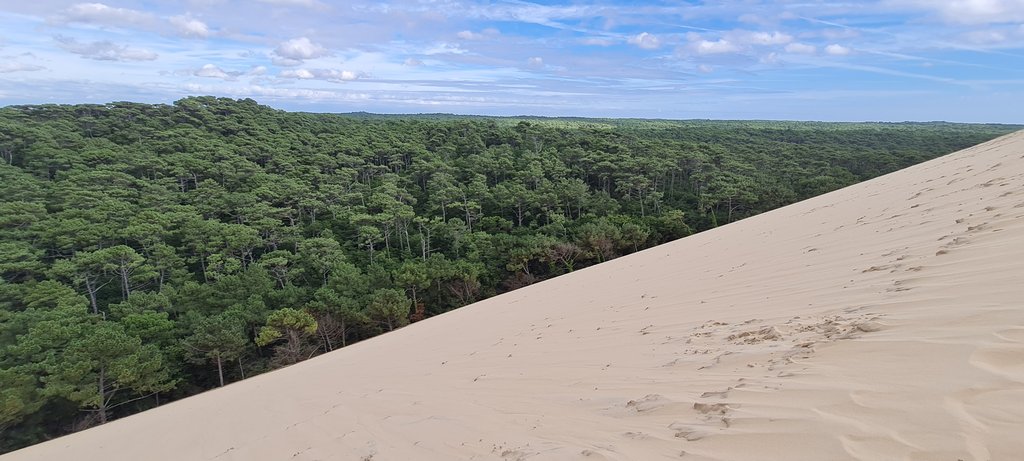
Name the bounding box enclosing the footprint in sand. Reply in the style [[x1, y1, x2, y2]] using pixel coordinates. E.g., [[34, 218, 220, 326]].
[[625, 394, 670, 413], [579, 449, 610, 459]]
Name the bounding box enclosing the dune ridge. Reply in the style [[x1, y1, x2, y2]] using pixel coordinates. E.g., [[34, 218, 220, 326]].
[[5, 131, 1024, 460]]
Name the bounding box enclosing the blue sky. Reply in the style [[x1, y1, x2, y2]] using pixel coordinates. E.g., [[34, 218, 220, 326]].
[[1, 0, 1023, 122]]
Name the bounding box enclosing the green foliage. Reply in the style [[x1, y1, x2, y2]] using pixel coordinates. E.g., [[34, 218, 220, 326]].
[[0, 97, 1018, 452], [366, 289, 411, 332], [255, 308, 318, 366], [182, 313, 248, 387]]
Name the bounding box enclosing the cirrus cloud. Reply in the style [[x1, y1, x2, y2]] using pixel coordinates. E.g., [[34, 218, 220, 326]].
[[889, 0, 1024, 25]]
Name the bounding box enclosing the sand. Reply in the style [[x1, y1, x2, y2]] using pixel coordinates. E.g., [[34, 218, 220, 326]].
[[5, 131, 1024, 460]]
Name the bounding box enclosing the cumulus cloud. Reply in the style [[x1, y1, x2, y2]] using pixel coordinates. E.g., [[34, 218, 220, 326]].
[[424, 43, 467, 55], [187, 64, 267, 80], [273, 37, 329, 65], [527, 56, 544, 68], [760, 52, 781, 64], [627, 32, 662, 49], [785, 42, 817, 54], [56, 36, 158, 61], [60, 2, 153, 28], [280, 68, 314, 79], [195, 63, 230, 79], [683, 30, 792, 55], [280, 68, 361, 82], [170, 15, 210, 38], [732, 31, 793, 46], [58, 3, 213, 39], [694, 39, 740, 54], [825, 44, 852, 55]]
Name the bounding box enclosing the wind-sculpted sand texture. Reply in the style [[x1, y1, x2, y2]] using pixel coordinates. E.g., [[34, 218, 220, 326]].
[[6, 131, 1024, 460]]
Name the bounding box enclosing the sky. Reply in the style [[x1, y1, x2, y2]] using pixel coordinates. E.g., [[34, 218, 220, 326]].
[[0, 1, 1023, 122]]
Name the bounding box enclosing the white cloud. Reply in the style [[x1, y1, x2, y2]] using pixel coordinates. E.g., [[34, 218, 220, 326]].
[[891, 0, 1024, 25], [424, 43, 467, 55], [785, 42, 817, 54], [316, 69, 360, 82], [195, 63, 230, 79], [170, 15, 210, 38], [280, 68, 315, 79], [527, 56, 544, 68], [581, 37, 615, 46], [61, 2, 153, 28], [59, 3, 214, 39], [695, 39, 740, 54], [280, 68, 360, 82], [825, 44, 852, 56], [821, 28, 860, 40], [56, 36, 158, 61], [683, 30, 791, 55], [404, 58, 424, 66], [628, 32, 662, 49], [738, 13, 775, 26], [456, 29, 498, 40], [735, 31, 793, 46], [760, 52, 781, 64], [273, 37, 329, 62], [272, 56, 303, 67], [0, 61, 45, 73], [963, 29, 1008, 44], [256, 0, 323, 7], [697, 64, 714, 73], [249, 65, 268, 76]]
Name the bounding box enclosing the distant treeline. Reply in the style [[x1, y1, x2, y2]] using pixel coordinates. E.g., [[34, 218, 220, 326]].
[[0, 96, 1016, 452]]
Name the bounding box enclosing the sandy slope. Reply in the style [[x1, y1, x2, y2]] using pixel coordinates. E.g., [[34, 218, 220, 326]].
[[6, 132, 1024, 461]]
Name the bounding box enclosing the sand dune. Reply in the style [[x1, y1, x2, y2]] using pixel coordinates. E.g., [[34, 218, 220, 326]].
[[6, 132, 1024, 460]]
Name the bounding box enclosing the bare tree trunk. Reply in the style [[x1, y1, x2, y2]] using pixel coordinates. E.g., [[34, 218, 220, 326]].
[[86, 278, 99, 315], [216, 354, 224, 387], [200, 254, 209, 283], [97, 368, 108, 424], [119, 268, 131, 301]]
